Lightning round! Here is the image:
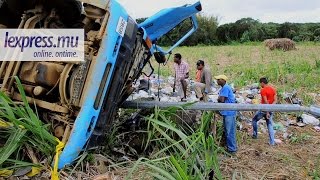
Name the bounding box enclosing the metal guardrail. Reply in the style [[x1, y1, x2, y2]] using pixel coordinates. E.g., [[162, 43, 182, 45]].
[[121, 101, 320, 117]]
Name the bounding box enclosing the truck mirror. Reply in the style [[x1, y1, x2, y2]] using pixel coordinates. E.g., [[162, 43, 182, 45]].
[[154, 52, 166, 64]]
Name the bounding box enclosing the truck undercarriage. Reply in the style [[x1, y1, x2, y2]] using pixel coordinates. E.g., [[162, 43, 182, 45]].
[[0, 0, 202, 168]]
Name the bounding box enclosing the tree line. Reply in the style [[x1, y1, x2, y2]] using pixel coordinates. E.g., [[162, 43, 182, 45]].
[[137, 16, 320, 46]]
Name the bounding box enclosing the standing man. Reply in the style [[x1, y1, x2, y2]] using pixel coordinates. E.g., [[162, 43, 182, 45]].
[[194, 60, 212, 102], [252, 77, 277, 146], [215, 75, 237, 154], [173, 53, 189, 101]]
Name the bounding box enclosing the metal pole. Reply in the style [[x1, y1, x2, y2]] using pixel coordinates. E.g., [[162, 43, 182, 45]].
[[120, 101, 320, 117]]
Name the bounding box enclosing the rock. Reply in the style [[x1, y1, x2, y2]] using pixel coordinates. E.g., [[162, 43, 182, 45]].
[[236, 96, 245, 104], [160, 96, 180, 102], [274, 139, 282, 144], [208, 95, 219, 103], [92, 173, 119, 180], [167, 76, 175, 85], [273, 122, 285, 131], [252, 99, 259, 104], [314, 126, 320, 132], [160, 86, 173, 95], [249, 83, 259, 90], [246, 94, 255, 99], [211, 87, 217, 93], [297, 122, 306, 127], [301, 114, 320, 126], [251, 89, 259, 95], [13, 167, 32, 177], [245, 98, 252, 104], [160, 96, 170, 102], [241, 89, 253, 95], [138, 79, 149, 91], [188, 94, 198, 102]]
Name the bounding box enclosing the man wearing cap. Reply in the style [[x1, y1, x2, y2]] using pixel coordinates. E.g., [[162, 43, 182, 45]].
[[194, 60, 212, 101], [252, 77, 277, 146], [173, 53, 189, 101], [215, 75, 237, 153]]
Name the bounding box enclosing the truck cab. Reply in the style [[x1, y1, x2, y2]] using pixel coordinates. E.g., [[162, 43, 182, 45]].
[[0, 0, 202, 168]]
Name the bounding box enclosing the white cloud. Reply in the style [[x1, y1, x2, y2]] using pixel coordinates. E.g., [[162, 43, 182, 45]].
[[117, 0, 320, 24]]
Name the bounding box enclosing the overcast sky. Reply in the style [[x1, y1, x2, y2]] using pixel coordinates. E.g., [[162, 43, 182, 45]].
[[118, 0, 320, 25]]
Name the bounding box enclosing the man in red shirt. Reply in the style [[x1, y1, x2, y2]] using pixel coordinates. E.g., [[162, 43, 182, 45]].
[[252, 77, 277, 146]]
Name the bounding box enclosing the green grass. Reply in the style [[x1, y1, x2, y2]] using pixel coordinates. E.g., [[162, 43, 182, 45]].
[[0, 77, 57, 173], [309, 156, 320, 179], [289, 133, 311, 144], [151, 42, 320, 104], [123, 107, 225, 180]]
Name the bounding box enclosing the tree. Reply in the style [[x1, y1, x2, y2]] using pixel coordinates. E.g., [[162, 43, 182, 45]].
[[261, 23, 279, 39], [240, 31, 250, 43], [216, 24, 232, 43], [278, 22, 299, 39], [314, 28, 320, 37], [136, 18, 147, 24], [137, 16, 320, 45], [155, 15, 219, 46]]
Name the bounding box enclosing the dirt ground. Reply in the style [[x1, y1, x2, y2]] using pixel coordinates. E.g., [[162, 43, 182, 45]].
[[220, 125, 320, 180]]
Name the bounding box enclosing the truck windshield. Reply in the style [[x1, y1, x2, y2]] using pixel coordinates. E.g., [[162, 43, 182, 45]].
[[156, 17, 193, 50]]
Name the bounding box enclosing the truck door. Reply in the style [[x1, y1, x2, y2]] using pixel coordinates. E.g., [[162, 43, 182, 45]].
[[139, 1, 202, 55]]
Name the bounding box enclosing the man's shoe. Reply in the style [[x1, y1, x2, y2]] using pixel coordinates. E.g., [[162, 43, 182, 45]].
[[252, 135, 257, 139], [225, 151, 237, 158], [181, 98, 187, 102], [228, 151, 237, 155]]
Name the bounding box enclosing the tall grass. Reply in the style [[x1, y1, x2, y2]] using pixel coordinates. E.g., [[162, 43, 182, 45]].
[[151, 43, 320, 104], [125, 107, 224, 180], [0, 77, 57, 172]]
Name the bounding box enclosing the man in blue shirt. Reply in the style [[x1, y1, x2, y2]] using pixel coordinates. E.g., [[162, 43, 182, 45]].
[[214, 75, 237, 154]]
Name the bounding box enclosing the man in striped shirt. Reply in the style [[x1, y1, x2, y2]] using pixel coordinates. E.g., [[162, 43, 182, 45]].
[[173, 53, 189, 101]]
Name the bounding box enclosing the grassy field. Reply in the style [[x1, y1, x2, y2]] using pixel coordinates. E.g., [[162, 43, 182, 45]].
[[1, 43, 319, 179], [153, 42, 320, 105]]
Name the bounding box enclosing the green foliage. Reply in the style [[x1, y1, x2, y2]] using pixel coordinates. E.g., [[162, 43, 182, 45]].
[[316, 59, 320, 69], [261, 23, 279, 39], [186, 15, 219, 46], [293, 32, 314, 42], [0, 128, 27, 165], [314, 28, 320, 37], [289, 133, 311, 144], [278, 22, 299, 39], [136, 18, 147, 24], [125, 108, 224, 180], [309, 156, 320, 179], [240, 31, 250, 43], [138, 15, 320, 45], [314, 36, 320, 42], [139, 15, 218, 46], [0, 77, 57, 170]]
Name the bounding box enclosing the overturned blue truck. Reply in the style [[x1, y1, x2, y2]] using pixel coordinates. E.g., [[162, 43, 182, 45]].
[[0, 0, 202, 168]]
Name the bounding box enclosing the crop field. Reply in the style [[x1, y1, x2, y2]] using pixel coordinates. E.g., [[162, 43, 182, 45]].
[[1, 43, 320, 179], [154, 42, 320, 105]]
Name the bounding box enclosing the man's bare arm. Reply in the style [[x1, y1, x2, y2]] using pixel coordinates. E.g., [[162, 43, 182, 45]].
[[273, 94, 277, 104], [218, 96, 225, 103], [262, 95, 269, 104], [185, 72, 189, 79]]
